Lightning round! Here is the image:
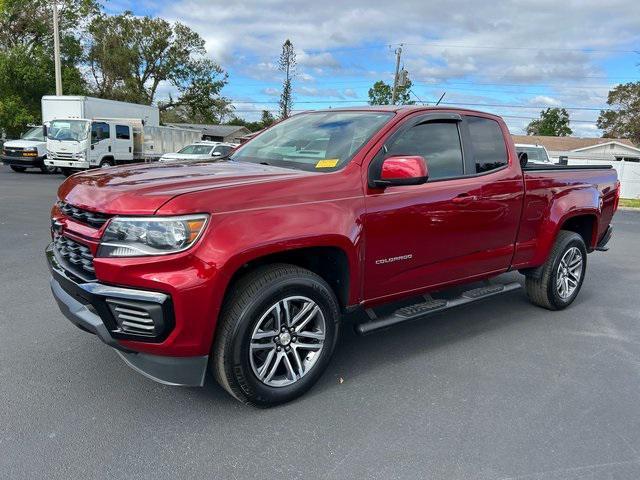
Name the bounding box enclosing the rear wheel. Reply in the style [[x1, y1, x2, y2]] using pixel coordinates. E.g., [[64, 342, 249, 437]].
[[10, 166, 27, 173], [525, 231, 587, 310], [212, 264, 340, 407]]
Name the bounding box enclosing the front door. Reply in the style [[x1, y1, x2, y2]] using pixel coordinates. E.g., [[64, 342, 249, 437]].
[[362, 114, 521, 302], [89, 121, 111, 165]]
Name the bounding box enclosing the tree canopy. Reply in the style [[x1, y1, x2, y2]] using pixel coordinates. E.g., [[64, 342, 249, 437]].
[[526, 108, 573, 136], [597, 82, 640, 145], [368, 80, 414, 105], [0, 0, 95, 136], [87, 11, 230, 122]]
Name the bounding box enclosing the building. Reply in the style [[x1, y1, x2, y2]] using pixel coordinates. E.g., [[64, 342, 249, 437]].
[[165, 123, 251, 143], [512, 135, 640, 198]]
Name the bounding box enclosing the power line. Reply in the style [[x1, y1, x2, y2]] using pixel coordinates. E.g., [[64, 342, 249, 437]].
[[228, 99, 608, 111], [303, 41, 639, 55]]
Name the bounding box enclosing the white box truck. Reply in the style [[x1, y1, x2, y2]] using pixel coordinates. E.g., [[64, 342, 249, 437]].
[[42, 96, 202, 174]]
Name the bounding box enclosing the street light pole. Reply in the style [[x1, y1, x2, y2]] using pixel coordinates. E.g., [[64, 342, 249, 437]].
[[52, 1, 63, 95]]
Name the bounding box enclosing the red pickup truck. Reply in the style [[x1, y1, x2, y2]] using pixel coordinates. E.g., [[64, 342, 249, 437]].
[[47, 106, 619, 406]]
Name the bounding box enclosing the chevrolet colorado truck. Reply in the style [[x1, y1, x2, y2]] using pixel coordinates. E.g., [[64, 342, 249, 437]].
[[46, 106, 619, 406]]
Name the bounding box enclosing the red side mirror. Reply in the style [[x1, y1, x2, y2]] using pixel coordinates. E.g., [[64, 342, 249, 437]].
[[374, 155, 429, 187]]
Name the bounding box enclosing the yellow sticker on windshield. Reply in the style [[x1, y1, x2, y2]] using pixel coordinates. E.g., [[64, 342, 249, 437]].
[[316, 159, 339, 168]]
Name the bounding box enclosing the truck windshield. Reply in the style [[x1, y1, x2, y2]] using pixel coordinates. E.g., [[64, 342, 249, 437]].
[[47, 120, 89, 142], [517, 146, 550, 163], [21, 127, 45, 141], [231, 111, 393, 172]]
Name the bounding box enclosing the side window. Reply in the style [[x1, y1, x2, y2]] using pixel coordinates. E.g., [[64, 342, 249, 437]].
[[91, 122, 110, 143], [385, 122, 464, 180], [214, 145, 231, 156], [116, 125, 130, 140], [466, 116, 508, 173]]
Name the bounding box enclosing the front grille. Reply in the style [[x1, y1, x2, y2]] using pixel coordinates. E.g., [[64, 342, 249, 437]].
[[53, 235, 96, 280], [57, 201, 110, 228], [3, 147, 25, 157], [52, 152, 74, 160]]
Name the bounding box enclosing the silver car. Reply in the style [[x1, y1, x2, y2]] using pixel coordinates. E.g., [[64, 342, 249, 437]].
[[159, 142, 237, 162]]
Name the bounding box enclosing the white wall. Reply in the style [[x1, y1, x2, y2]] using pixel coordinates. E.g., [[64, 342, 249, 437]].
[[548, 149, 640, 199]]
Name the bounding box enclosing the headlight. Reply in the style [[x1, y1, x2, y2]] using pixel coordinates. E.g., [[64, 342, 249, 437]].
[[98, 215, 208, 257]]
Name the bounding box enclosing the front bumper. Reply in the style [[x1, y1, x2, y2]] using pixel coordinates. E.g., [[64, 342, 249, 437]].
[[45, 158, 89, 169], [2, 154, 45, 168], [46, 243, 208, 387]]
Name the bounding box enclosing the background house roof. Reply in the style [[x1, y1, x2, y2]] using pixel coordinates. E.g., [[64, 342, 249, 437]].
[[511, 135, 637, 151], [165, 123, 251, 137]]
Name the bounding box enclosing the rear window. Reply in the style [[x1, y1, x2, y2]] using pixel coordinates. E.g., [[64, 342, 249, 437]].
[[116, 125, 130, 140], [467, 116, 508, 173]]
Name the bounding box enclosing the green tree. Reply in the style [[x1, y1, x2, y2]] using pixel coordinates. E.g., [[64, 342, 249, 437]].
[[368, 79, 414, 105], [0, 0, 96, 136], [227, 110, 278, 132], [278, 39, 296, 119], [86, 11, 229, 120], [526, 108, 573, 136], [597, 82, 640, 144]]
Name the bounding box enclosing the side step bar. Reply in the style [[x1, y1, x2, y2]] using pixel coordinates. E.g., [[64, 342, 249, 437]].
[[356, 282, 522, 335]]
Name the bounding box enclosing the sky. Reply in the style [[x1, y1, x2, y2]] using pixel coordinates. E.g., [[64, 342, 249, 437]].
[[103, 0, 640, 137]]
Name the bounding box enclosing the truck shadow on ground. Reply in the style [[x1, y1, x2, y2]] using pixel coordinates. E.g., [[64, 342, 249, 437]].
[[190, 272, 557, 407]]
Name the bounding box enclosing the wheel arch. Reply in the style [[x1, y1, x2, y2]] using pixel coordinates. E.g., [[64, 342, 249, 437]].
[[221, 245, 353, 315]]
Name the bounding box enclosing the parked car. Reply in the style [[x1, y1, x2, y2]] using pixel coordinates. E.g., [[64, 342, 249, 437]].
[[46, 106, 619, 406], [1, 126, 55, 173], [515, 143, 553, 165], [159, 141, 238, 162]]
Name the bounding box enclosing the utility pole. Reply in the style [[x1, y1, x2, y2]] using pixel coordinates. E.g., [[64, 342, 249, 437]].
[[52, 1, 63, 96], [390, 45, 402, 105]]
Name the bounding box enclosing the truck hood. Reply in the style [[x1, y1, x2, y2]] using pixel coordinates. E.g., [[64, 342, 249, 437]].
[[58, 160, 310, 215], [3, 139, 45, 149]]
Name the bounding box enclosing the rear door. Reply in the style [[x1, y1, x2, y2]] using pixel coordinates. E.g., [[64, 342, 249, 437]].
[[114, 124, 133, 161], [362, 113, 522, 301]]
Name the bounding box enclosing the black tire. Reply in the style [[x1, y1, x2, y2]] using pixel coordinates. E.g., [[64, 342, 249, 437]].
[[212, 263, 340, 407], [10, 166, 27, 173], [525, 231, 587, 310], [61, 168, 74, 177], [99, 159, 114, 168], [40, 164, 57, 174]]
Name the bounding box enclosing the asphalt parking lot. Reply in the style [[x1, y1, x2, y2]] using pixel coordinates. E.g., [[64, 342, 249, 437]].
[[1, 166, 639, 480]]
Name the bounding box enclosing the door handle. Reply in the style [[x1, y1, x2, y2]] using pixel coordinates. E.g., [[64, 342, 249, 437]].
[[108, 146, 112, 152], [452, 193, 479, 204]]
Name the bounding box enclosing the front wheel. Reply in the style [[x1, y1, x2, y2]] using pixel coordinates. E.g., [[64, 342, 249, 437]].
[[40, 164, 57, 174], [10, 166, 27, 173], [212, 264, 340, 407], [525, 231, 587, 310], [99, 159, 114, 168]]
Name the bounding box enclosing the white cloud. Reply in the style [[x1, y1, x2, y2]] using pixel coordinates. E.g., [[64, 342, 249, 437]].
[[528, 96, 562, 106], [150, 0, 640, 136]]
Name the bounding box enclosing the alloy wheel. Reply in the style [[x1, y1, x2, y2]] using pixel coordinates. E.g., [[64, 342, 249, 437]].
[[556, 246, 583, 300], [249, 296, 326, 387]]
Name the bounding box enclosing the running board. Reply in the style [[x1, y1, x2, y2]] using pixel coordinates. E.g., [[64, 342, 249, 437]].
[[356, 282, 522, 335]]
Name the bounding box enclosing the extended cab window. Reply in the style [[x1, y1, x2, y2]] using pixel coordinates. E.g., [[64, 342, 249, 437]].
[[385, 122, 464, 180], [116, 125, 130, 140], [466, 116, 508, 173]]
